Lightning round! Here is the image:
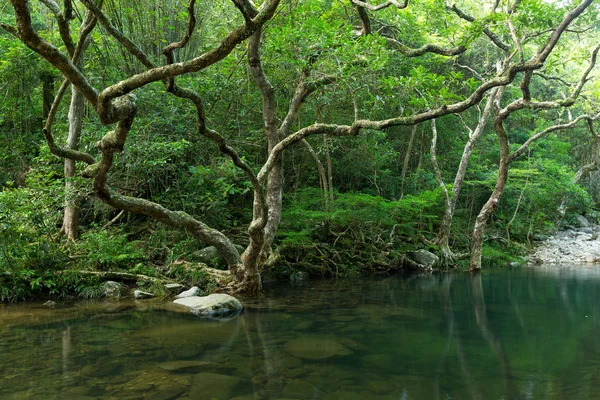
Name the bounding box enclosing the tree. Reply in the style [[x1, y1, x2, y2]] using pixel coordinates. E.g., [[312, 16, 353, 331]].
[[2, 0, 596, 292]]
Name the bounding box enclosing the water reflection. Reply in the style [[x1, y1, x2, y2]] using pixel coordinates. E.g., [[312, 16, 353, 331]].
[[1, 266, 600, 399]]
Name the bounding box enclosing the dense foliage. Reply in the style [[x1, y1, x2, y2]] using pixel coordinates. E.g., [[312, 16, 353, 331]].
[[1, 0, 599, 300]]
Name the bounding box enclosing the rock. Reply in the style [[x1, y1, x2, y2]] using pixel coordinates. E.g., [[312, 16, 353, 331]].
[[134, 290, 155, 299], [164, 283, 185, 295], [119, 369, 189, 400], [191, 246, 225, 268], [576, 234, 593, 241], [280, 379, 324, 399], [144, 382, 189, 400], [102, 281, 129, 299], [190, 245, 245, 269], [290, 271, 309, 283], [407, 249, 439, 269], [323, 390, 368, 400], [580, 227, 594, 234], [188, 372, 243, 400], [157, 360, 221, 374], [174, 286, 202, 299], [173, 293, 243, 317], [586, 255, 597, 263], [577, 215, 591, 228], [283, 336, 352, 360], [43, 300, 57, 308], [280, 356, 303, 369]]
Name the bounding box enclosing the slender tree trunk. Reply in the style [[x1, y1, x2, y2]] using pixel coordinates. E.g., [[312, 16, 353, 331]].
[[59, 85, 85, 240], [244, 27, 280, 292], [324, 135, 334, 203], [60, 23, 92, 241], [469, 114, 510, 271], [302, 139, 329, 206], [41, 73, 55, 120], [400, 124, 417, 199], [436, 88, 500, 250]]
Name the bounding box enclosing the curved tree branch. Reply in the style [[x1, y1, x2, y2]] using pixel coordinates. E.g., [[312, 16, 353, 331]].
[[350, 0, 408, 12], [445, 1, 510, 51]]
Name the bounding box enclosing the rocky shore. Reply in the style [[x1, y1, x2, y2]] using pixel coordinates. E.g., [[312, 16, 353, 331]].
[[530, 216, 600, 264]]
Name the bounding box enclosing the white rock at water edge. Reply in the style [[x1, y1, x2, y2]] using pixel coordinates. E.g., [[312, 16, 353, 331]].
[[173, 293, 243, 317], [174, 286, 202, 299], [134, 289, 156, 299]]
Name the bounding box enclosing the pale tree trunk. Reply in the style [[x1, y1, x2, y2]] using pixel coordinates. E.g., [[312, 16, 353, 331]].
[[436, 87, 500, 252], [246, 27, 280, 291], [400, 124, 417, 199], [324, 135, 334, 203], [469, 114, 510, 271], [59, 12, 93, 241], [59, 84, 85, 240], [302, 139, 330, 206], [429, 119, 452, 265]]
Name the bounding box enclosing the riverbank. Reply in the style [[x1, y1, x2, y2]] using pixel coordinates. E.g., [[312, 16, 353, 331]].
[[530, 216, 600, 264]]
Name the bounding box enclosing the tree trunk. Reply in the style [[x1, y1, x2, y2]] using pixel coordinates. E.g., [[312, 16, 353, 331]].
[[302, 139, 329, 206], [60, 27, 92, 241], [429, 119, 453, 266], [400, 124, 417, 198], [324, 135, 334, 203], [469, 114, 510, 271], [437, 87, 500, 250], [41, 72, 54, 120], [59, 84, 85, 240]]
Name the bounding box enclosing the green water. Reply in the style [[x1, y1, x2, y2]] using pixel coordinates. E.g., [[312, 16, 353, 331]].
[[2, 266, 600, 400]]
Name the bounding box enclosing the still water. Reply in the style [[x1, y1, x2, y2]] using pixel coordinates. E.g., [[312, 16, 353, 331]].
[[1, 266, 600, 400]]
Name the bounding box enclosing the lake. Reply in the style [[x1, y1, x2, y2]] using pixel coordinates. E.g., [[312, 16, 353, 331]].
[[1, 266, 600, 399]]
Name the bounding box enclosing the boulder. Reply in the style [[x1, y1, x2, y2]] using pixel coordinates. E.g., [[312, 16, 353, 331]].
[[102, 281, 129, 299], [283, 336, 352, 360], [173, 293, 243, 317], [134, 290, 155, 299], [164, 283, 185, 295], [188, 372, 244, 400], [190, 245, 245, 269], [174, 286, 202, 299], [157, 360, 221, 374], [407, 249, 439, 269], [577, 215, 591, 228], [43, 300, 57, 308], [280, 379, 324, 399]]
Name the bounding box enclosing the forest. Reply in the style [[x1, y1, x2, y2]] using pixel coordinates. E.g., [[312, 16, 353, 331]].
[[1, 0, 600, 301]]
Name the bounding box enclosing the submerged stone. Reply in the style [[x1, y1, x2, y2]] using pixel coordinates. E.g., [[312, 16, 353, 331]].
[[188, 372, 244, 400], [173, 293, 243, 317], [323, 390, 368, 400], [157, 360, 220, 374], [281, 379, 324, 399], [283, 336, 352, 360]]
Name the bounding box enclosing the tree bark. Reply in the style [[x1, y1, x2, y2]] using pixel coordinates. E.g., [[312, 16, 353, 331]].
[[302, 139, 329, 206], [437, 87, 500, 250], [59, 83, 85, 240], [469, 113, 510, 271], [400, 124, 417, 198]]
